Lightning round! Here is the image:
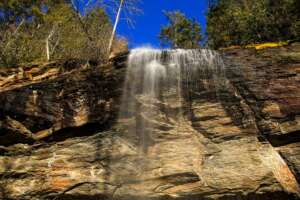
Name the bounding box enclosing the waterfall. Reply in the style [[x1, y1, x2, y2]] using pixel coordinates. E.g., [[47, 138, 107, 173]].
[[118, 48, 227, 155]]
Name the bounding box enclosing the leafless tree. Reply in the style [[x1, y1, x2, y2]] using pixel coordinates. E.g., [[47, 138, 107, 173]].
[[109, 0, 141, 54], [45, 24, 59, 61], [92, 0, 141, 55], [108, 0, 124, 54]]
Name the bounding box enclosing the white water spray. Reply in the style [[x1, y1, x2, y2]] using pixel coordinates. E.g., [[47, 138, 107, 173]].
[[119, 48, 227, 154]]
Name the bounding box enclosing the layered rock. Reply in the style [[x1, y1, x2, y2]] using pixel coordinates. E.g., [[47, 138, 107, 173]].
[[0, 58, 127, 145], [0, 44, 299, 200], [223, 43, 300, 189]]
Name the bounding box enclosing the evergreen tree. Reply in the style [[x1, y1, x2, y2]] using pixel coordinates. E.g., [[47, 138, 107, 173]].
[[159, 11, 203, 49], [206, 0, 300, 49], [43, 3, 112, 62], [0, 0, 44, 25]]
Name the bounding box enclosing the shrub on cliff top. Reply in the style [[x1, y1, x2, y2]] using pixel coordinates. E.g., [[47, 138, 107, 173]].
[[206, 0, 300, 49]]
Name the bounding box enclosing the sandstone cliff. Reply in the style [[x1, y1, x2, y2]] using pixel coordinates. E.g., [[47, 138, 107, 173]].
[[0, 44, 299, 200]]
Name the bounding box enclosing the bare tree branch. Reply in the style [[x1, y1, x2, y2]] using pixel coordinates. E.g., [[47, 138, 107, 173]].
[[108, 0, 124, 55], [107, 0, 142, 55], [46, 24, 58, 61]]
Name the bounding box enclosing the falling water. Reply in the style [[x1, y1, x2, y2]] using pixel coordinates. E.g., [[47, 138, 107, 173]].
[[118, 48, 227, 154]]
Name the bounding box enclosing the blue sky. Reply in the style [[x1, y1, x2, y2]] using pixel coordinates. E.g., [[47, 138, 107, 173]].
[[76, 0, 209, 48]]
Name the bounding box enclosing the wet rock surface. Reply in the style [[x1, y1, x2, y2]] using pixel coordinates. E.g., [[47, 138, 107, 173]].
[[0, 44, 300, 199]]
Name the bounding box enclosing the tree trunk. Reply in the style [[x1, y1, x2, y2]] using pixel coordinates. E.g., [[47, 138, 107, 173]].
[[46, 38, 50, 61], [45, 25, 56, 61], [108, 0, 124, 55]]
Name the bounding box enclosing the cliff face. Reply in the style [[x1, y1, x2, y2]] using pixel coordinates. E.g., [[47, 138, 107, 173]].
[[0, 44, 299, 200], [223, 44, 300, 185]]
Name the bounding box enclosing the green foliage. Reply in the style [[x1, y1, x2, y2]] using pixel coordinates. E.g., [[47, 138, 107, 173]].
[[206, 0, 300, 49], [159, 11, 203, 49], [0, 1, 115, 67], [43, 3, 112, 61], [0, 0, 44, 25]]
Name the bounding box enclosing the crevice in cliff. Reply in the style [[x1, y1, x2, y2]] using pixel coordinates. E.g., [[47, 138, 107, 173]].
[[43, 190, 300, 200], [0, 110, 116, 146], [43, 121, 115, 143], [223, 59, 272, 141], [267, 130, 300, 147], [280, 152, 300, 185]]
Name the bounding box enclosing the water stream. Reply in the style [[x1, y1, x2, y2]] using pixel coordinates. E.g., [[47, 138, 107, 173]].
[[118, 48, 227, 154]]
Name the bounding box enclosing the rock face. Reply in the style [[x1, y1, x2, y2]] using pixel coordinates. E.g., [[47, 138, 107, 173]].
[[0, 44, 300, 200], [223, 44, 300, 189], [0, 59, 127, 145]]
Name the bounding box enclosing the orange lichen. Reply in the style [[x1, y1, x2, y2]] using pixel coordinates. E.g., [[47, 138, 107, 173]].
[[51, 178, 73, 190], [274, 160, 300, 194]]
